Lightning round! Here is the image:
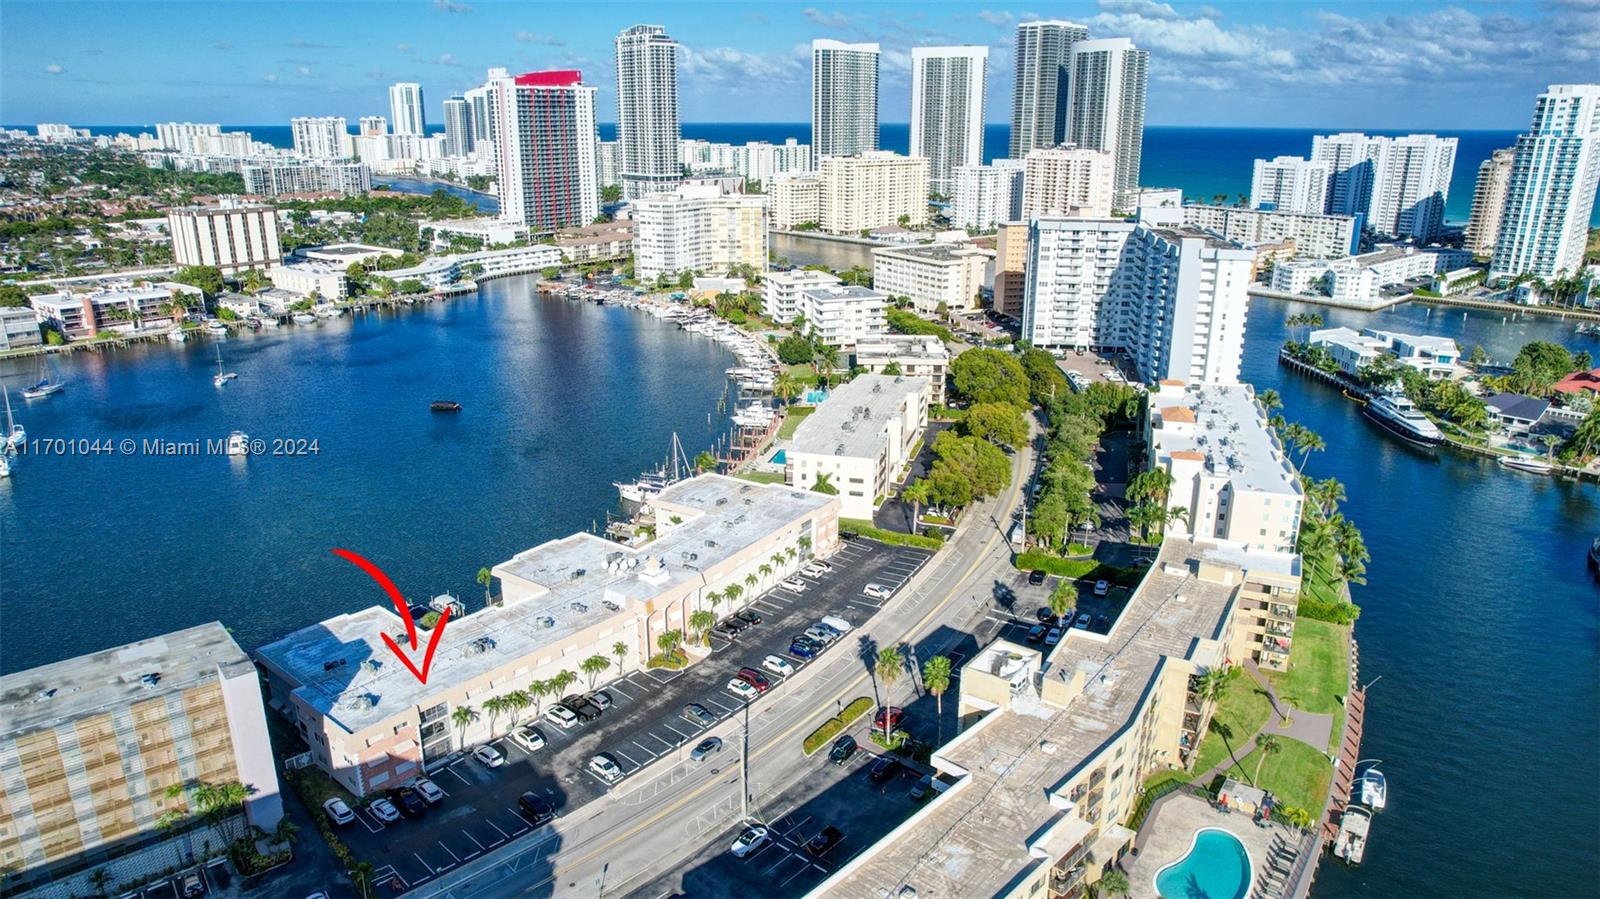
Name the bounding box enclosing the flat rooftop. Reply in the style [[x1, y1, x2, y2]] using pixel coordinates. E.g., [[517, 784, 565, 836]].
[[871, 243, 989, 263], [1, 622, 250, 739], [1152, 383, 1299, 497], [257, 475, 834, 734], [299, 243, 394, 257], [790, 374, 928, 460], [820, 538, 1240, 899], [854, 334, 949, 361], [1148, 222, 1241, 251]]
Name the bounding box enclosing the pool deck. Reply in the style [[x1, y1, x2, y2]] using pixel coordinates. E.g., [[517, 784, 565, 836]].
[[1126, 793, 1305, 899]]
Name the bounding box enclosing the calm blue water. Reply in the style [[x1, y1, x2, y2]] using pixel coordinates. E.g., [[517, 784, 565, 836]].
[[378, 176, 499, 214], [1155, 828, 1253, 899], [1240, 298, 1600, 898], [0, 279, 736, 670]]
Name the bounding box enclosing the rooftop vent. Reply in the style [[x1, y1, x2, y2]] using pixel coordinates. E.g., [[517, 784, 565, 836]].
[[468, 636, 497, 654], [602, 600, 621, 612], [323, 658, 348, 672], [538, 616, 556, 629], [570, 601, 588, 613], [364, 659, 382, 672], [140, 672, 161, 689]]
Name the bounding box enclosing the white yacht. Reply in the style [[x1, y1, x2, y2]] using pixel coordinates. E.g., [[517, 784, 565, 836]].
[[615, 433, 692, 506], [1361, 391, 1443, 447], [1497, 455, 1553, 475], [213, 346, 238, 388], [225, 431, 251, 456], [205, 320, 228, 333], [292, 313, 317, 324], [1357, 765, 1388, 812]]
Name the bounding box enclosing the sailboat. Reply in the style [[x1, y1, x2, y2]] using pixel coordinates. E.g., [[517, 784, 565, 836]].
[[0, 453, 10, 479], [615, 433, 693, 505], [21, 355, 63, 399], [3, 388, 23, 452], [213, 345, 237, 388]]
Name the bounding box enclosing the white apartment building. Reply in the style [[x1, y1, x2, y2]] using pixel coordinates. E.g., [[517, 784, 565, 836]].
[[1268, 257, 1331, 295], [384, 244, 564, 290], [1065, 38, 1149, 205], [951, 160, 1024, 230], [1009, 20, 1088, 158], [388, 82, 425, 135], [1310, 132, 1458, 241], [243, 162, 371, 197], [1464, 148, 1515, 257], [598, 141, 621, 188], [871, 243, 989, 316], [1309, 326, 1460, 379], [769, 172, 823, 229], [30, 281, 202, 337], [167, 199, 282, 275], [1022, 145, 1114, 218], [1182, 204, 1359, 259], [679, 139, 813, 185], [155, 122, 218, 153], [0, 306, 41, 350], [853, 334, 950, 405], [764, 269, 841, 323], [1147, 381, 1303, 555], [909, 46, 988, 195], [290, 116, 351, 159], [818, 153, 929, 234], [442, 97, 473, 156], [1250, 155, 1330, 214], [359, 115, 388, 136], [1128, 186, 1184, 209], [812, 40, 880, 159], [491, 70, 599, 231], [1491, 84, 1600, 282], [1322, 245, 1456, 308], [615, 25, 682, 199], [632, 184, 768, 281], [797, 284, 887, 348], [35, 123, 88, 141], [787, 374, 930, 519], [267, 262, 349, 300], [1022, 216, 1135, 351]]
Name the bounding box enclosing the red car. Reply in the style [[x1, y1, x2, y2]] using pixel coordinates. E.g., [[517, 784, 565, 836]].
[[873, 706, 904, 731], [736, 667, 771, 693]]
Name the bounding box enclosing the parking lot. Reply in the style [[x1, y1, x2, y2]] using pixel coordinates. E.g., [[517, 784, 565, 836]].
[[332, 538, 932, 892], [976, 566, 1134, 650], [126, 859, 231, 899]]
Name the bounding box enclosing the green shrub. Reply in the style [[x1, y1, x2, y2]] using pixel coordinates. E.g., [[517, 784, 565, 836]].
[[802, 697, 873, 754], [839, 518, 943, 550], [1297, 595, 1361, 624], [1014, 551, 1143, 586], [418, 611, 441, 629], [646, 650, 688, 670]]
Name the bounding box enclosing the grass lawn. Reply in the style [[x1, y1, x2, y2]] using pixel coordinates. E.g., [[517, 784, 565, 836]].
[[779, 406, 815, 439], [735, 470, 786, 484], [1215, 738, 1333, 813], [1190, 671, 1274, 775], [1265, 617, 1350, 751]]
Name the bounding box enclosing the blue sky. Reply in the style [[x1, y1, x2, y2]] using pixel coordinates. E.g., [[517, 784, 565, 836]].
[[2, 0, 1597, 128]]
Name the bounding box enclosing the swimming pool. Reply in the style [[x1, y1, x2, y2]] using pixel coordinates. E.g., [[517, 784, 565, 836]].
[[770, 449, 787, 464], [1153, 828, 1253, 899]]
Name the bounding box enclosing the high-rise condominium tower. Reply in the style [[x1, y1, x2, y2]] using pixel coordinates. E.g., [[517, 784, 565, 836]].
[[442, 97, 473, 156], [1311, 132, 1458, 241], [812, 39, 880, 158], [910, 46, 988, 195], [290, 116, 349, 159], [1065, 37, 1149, 203], [1464, 148, 1515, 257], [1250, 156, 1330, 215], [615, 24, 682, 199], [388, 82, 426, 136], [1009, 20, 1088, 159], [491, 70, 599, 230], [1491, 84, 1600, 281]]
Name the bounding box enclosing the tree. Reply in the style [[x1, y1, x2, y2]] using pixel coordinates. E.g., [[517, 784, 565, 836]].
[[0, 284, 31, 307], [774, 370, 806, 404], [1295, 427, 1326, 471], [962, 401, 1029, 447], [527, 679, 553, 716], [1048, 580, 1076, 619], [656, 629, 684, 659], [874, 647, 905, 740], [950, 348, 1030, 407], [706, 587, 725, 612], [173, 264, 224, 297], [903, 478, 933, 528], [882, 360, 903, 375], [1098, 869, 1131, 897], [922, 655, 952, 743], [450, 704, 478, 748], [726, 583, 744, 607], [1562, 407, 1600, 460], [600, 183, 623, 203], [580, 654, 612, 689], [1252, 733, 1283, 786], [612, 640, 630, 671], [694, 450, 717, 473], [1258, 388, 1282, 413], [812, 472, 840, 495], [349, 860, 378, 899], [550, 669, 578, 697], [476, 566, 493, 605], [88, 868, 113, 898], [506, 689, 530, 724], [689, 609, 717, 645], [482, 696, 508, 736]]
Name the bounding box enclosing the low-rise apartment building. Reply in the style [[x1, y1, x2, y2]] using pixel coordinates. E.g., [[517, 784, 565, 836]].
[[267, 262, 349, 300], [763, 269, 841, 324], [30, 282, 203, 337], [796, 285, 886, 348], [1182, 204, 1358, 260], [786, 374, 930, 519], [1309, 327, 1460, 379], [385, 244, 564, 290], [242, 162, 372, 197], [0, 624, 283, 897], [256, 475, 840, 797], [852, 334, 950, 405], [167, 199, 282, 275], [555, 221, 634, 265], [0, 306, 42, 349], [870, 243, 990, 316]]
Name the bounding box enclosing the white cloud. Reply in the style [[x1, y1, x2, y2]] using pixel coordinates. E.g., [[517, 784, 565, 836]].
[[679, 45, 808, 98], [432, 0, 472, 12], [977, 10, 1016, 27], [395, 43, 413, 54], [430, 53, 465, 68], [802, 8, 851, 29], [44, 63, 64, 75], [515, 31, 565, 46], [296, 65, 313, 77], [263, 74, 278, 83]]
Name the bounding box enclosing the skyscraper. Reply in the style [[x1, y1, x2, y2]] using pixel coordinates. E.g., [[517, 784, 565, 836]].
[[909, 46, 988, 195], [491, 70, 599, 230], [1311, 132, 1457, 241], [388, 82, 426, 136], [290, 116, 349, 159], [1065, 38, 1148, 204], [812, 39, 880, 158], [1491, 84, 1600, 282], [1464, 148, 1516, 257], [1009, 20, 1088, 159], [465, 67, 508, 162], [1250, 155, 1331, 214], [358, 115, 388, 136], [615, 24, 682, 199], [443, 96, 473, 156]]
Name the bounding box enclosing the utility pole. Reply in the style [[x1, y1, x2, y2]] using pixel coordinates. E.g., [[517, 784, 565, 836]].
[[740, 697, 751, 821]]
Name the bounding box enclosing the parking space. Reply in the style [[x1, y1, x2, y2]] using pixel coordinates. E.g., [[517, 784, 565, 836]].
[[326, 539, 931, 889]]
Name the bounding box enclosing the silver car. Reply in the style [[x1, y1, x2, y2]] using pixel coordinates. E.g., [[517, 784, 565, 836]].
[[690, 737, 724, 761]]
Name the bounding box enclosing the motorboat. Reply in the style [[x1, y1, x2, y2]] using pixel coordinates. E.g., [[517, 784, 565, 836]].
[[167, 329, 188, 343], [205, 320, 227, 333], [1361, 391, 1443, 446], [1497, 455, 1553, 475], [292, 313, 317, 325], [1332, 806, 1372, 865], [0, 454, 9, 479], [430, 400, 462, 412], [1356, 765, 1388, 812], [225, 431, 250, 457]]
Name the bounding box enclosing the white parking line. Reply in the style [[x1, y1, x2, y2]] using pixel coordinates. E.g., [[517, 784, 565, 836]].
[[662, 721, 692, 740], [464, 831, 485, 850], [631, 740, 660, 759], [614, 747, 641, 767], [780, 862, 817, 887], [649, 732, 676, 750], [607, 682, 635, 701], [358, 813, 385, 833], [438, 841, 460, 862], [704, 696, 737, 713], [487, 820, 510, 840], [412, 852, 434, 875], [445, 766, 472, 786]]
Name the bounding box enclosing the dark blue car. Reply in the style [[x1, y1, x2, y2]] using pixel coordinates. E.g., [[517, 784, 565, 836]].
[[789, 636, 820, 659]]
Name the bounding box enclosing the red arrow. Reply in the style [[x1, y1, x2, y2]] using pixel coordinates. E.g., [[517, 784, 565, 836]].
[[332, 548, 452, 685]]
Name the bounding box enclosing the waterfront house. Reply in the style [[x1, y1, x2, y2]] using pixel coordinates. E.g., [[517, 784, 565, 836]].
[[1310, 326, 1460, 380], [1552, 368, 1600, 400], [1483, 392, 1551, 435]]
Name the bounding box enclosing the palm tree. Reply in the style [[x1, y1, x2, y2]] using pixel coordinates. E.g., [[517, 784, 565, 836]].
[[506, 689, 531, 724], [903, 479, 933, 529], [785, 546, 798, 562], [922, 655, 952, 744], [612, 640, 630, 671], [774, 371, 804, 405], [1541, 433, 1562, 460], [705, 587, 725, 612], [811, 472, 840, 495], [1295, 428, 1326, 471], [272, 816, 300, 848], [1048, 581, 1076, 620], [758, 562, 774, 584], [798, 535, 812, 557], [550, 669, 578, 699], [451, 704, 479, 749], [349, 860, 378, 899], [482, 696, 508, 736], [770, 553, 785, 570], [875, 647, 904, 741], [88, 868, 113, 898], [1258, 389, 1282, 414], [477, 567, 494, 605], [1098, 868, 1131, 898], [527, 679, 552, 716], [1252, 734, 1282, 786], [725, 583, 744, 608], [580, 654, 611, 689], [689, 609, 717, 645], [744, 572, 758, 592], [656, 629, 684, 661]]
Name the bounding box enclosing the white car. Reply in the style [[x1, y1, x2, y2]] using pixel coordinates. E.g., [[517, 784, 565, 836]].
[[1093, 579, 1110, 596], [781, 577, 808, 592], [726, 678, 760, 700], [472, 745, 505, 768], [730, 822, 771, 858], [862, 583, 892, 599], [761, 654, 795, 677], [544, 704, 579, 729], [589, 754, 624, 784], [369, 798, 401, 824], [800, 562, 830, 578], [509, 725, 547, 753], [803, 626, 838, 646], [413, 778, 445, 805], [321, 797, 355, 826]]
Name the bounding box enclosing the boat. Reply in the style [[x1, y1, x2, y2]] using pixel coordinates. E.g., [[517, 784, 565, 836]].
[[615, 432, 692, 505], [430, 400, 462, 412], [3, 388, 23, 452], [0, 454, 9, 479], [167, 329, 188, 343], [292, 313, 316, 325], [1497, 455, 1553, 475], [1332, 805, 1373, 865], [1588, 536, 1599, 571], [1356, 764, 1388, 812], [205, 320, 227, 333], [213, 346, 238, 388], [225, 431, 250, 457], [20, 355, 64, 399], [1360, 391, 1443, 446]]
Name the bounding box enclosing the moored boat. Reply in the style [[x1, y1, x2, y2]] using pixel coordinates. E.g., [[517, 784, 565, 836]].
[[1332, 806, 1373, 865], [20, 355, 64, 399], [1361, 391, 1443, 446], [292, 313, 316, 324], [225, 431, 250, 457], [1357, 765, 1388, 812], [1497, 455, 1553, 475], [1588, 536, 1599, 571]]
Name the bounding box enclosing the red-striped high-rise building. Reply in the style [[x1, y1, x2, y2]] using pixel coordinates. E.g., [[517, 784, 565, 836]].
[[491, 70, 599, 231]]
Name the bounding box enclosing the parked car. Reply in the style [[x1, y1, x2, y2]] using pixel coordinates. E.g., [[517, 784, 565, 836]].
[[573, 699, 603, 722], [389, 786, 427, 818], [1035, 607, 1058, 624], [1074, 612, 1092, 630], [413, 778, 445, 805], [589, 753, 624, 784], [800, 562, 827, 578], [810, 559, 834, 574], [544, 705, 579, 729], [803, 626, 838, 646], [1093, 579, 1110, 596], [909, 774, 935, 800], [472, 745, 505, 768], [369, 798, 401, 824], [322, 798, 355, 826], [828, 735, 857, 766], [873, 706, 905, 731], [518, 791, 555, 826], [781, 577, 808, 592], [1093, 614, 1110, 631], [691, 737, 724, 762], [180, 872, 206, 897], [1045, 627, 1063, 646], [868, 756, 904, 783], [1028, 570, 1047, 586], [762, 654, 796, 677], [737, 667, 771, 692], [584, 690, 613, 711], [805, 825, 844, 856], [730, 822, 770, 858], [712, 620, 743, 640], [789, 637, 820, 659], [819, 615, 853, 636], [509, 724, 547, 753], [1026, 624, 1047, 643], [682, 703, 717, 727], [862, 583, 892, 599], [726, 678, 760, 701], [735, 610, 763, 626]]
